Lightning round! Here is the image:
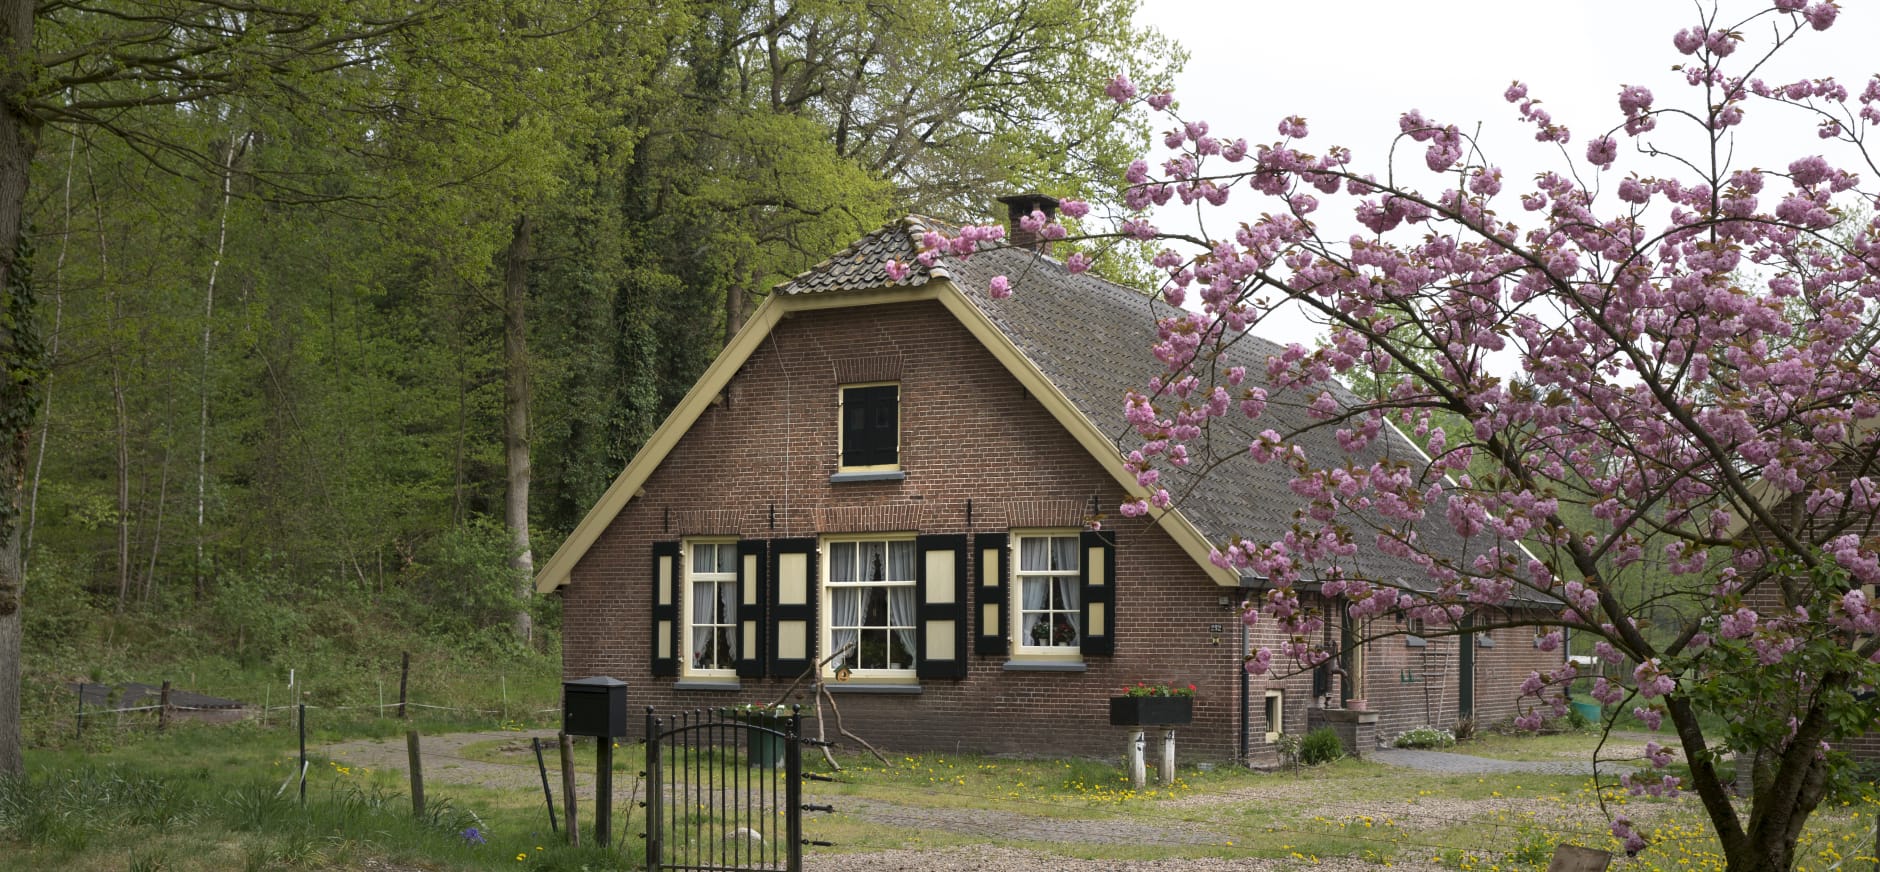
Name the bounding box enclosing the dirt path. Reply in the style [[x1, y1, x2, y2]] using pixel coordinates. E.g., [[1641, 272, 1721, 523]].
[[322, 730, 605, 799]]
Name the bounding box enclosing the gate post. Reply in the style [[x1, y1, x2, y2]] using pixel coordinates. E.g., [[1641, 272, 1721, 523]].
[[645, 708, 662, 872], [786, 707, 803, 872], [596, 737, 613, 847]]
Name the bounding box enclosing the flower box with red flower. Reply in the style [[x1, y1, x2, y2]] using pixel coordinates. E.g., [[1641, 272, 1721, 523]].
[[1108, 681, 1196, 726]]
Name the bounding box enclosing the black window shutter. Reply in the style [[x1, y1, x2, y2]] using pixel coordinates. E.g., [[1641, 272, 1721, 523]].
[[1079, 530, 1116, 656], [735, 540, 769, 678], [767, 538, 818, 677], [651, 541, 681, 676], [972, 533, 1010, 656], [841, 385, 898, 467], [915, 534, 969, 679]]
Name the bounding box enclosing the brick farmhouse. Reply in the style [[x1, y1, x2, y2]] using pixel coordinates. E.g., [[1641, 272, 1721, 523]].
[[535, 197, 1566, 763]]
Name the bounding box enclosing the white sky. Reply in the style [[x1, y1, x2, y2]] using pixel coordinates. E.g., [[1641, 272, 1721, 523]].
[[1130, 0, 1879, 345]]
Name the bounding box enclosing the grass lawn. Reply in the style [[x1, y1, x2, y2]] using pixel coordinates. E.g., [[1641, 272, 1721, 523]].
[[5, 717, 1879, 871]]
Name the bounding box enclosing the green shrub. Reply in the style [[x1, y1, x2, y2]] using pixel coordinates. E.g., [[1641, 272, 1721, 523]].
[[209, 563, 310, 660], [21, 548, 99, 650], [1299, 726, 1345, 765], [402, 517, 527, 647], [1274, 731, 1303, 771], [1393, 726, 1457, 749]]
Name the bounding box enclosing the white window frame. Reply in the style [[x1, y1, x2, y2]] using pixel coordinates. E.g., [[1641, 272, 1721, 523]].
[[820, 535, 919, 681], [837, 382, 901, 472], [1263, 689, 1284, 743], [1010, 531, 1083, 661], [682, 539, 739, 679]]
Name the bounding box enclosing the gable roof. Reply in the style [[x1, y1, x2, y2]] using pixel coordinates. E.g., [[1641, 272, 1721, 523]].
[[537, 216, 1548, 606]]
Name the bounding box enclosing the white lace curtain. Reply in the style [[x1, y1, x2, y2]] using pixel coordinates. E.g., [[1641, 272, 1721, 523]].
[[1019, 537, 1080, 647], [690, 544, 736, 668], [830, 541, 918, 669], [691, 581, 735, 667]]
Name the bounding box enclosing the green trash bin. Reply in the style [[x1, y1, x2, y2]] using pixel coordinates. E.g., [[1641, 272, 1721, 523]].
[[732, 711, 789, 767], [740, 717, 785, 766]]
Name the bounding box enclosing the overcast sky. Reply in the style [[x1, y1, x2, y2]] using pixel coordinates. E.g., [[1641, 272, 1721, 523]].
[[1128, 0, 1877, 344]]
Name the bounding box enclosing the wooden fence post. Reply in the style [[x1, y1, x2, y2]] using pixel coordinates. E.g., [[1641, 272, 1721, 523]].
[[532, 736, 559, 833], [75, 683, 84, 739], [398, 652, 410, 719], [559, 732, 580, 846], [406, 729, 426, 818], [158, 681, 172, 732]]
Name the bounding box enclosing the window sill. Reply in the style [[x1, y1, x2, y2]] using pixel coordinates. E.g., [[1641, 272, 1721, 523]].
[[829, 470, 906, 483], [1404, 636, 1427, 648], [1002, 660, 1087, 672], [1476, 637, 1496, 648], [824, 683, 922, 694], [674, 679, 740, 691]]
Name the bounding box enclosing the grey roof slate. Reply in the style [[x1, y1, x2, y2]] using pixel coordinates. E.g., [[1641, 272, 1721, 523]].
[[773, 217, 950, 295], [775, 216, 1558, 605]]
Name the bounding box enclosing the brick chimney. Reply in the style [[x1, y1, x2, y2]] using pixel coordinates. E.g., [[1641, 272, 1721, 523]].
[[997, 192, 1060, 254]]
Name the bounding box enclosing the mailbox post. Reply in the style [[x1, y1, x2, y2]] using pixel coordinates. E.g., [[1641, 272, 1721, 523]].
[[563, 677, 627, 847]]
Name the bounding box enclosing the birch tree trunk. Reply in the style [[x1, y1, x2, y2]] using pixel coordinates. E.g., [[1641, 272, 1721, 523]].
[[503, 214, 534, 644], [196, 133, 240, 597]]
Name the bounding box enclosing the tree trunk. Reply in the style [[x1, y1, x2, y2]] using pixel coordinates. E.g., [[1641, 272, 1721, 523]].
[[723, 279, 746, 348], [503, 214, 534, 644], [142, 437, 171, 603], [112, 364, 129, 611], [0, 0, 42, 777], [22, 130, 72, 577], [197, 133, 240, 597]]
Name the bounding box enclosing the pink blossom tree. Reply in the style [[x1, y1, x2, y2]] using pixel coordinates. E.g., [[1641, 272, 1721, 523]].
[[941, 2, 1880, 870]]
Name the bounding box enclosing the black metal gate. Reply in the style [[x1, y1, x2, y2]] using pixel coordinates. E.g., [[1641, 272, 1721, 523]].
[[645, 707, 805, 872]]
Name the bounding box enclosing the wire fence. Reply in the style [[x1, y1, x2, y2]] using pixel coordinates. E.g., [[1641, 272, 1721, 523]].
[[56, 666, 561, 743]]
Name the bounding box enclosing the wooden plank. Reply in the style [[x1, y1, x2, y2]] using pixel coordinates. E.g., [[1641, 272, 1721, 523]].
[[1547, 844, 1612, 872]]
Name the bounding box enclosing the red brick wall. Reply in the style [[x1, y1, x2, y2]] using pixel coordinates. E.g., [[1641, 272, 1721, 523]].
[[1326, 607, 1565, 746], [1361, 628, 1462, 742], [561, 300, 1252, 760], [1467, 611, 1570, 728]]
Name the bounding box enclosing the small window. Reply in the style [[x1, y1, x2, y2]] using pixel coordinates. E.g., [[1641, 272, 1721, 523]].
[[1014, 533, 1081, 652], [1263, 689, 1284, 743], [840, 384, 899, 469], [685, 541, 739, 676]]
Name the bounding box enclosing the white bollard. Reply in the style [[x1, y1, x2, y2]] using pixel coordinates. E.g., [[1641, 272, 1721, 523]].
[[1160, 729, 1177, 786], [1127, 729, 1147, 789]]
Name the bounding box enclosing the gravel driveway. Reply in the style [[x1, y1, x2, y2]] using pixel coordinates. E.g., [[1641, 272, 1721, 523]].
[[1368, 747, 1603, 775]]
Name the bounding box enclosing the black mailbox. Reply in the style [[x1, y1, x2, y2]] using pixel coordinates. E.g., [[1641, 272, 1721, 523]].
[[563, 676, 628, 738]]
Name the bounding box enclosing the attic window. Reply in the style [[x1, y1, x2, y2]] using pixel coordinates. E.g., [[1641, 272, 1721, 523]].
[[840, 384, 899, 470]]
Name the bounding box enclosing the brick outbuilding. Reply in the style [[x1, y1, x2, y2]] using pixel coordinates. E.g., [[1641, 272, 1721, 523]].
[[536, 201, 1565, 763]]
